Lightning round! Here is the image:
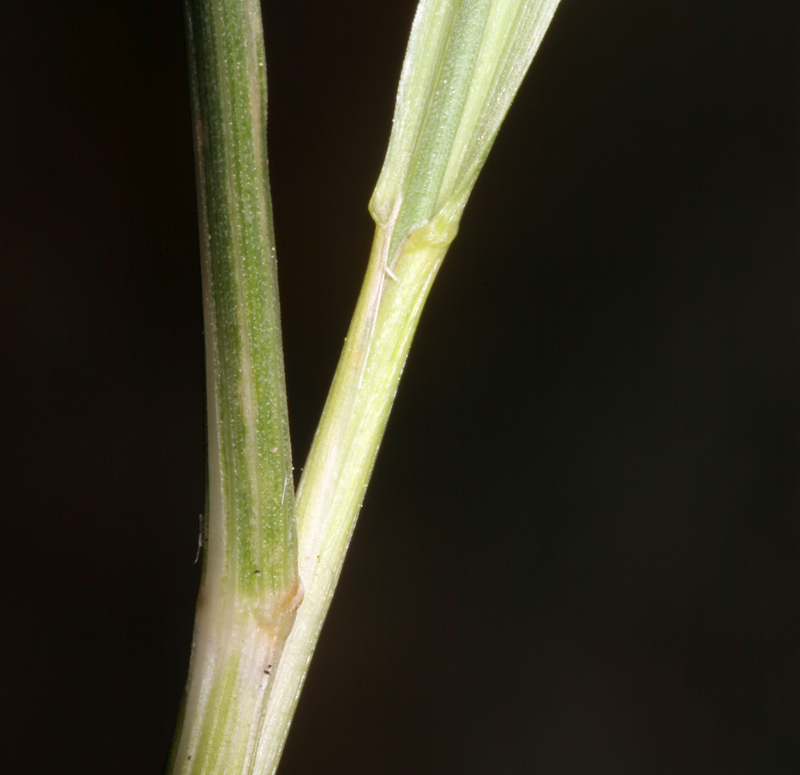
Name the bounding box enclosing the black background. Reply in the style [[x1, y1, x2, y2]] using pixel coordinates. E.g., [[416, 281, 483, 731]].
[[2, 1, 798, 773]]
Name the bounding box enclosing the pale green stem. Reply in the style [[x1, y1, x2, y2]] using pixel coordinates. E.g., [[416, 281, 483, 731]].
[[166, 0, 300, 773], [257, 3, 562, 768]]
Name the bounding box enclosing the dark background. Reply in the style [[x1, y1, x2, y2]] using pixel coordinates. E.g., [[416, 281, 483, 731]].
[[2, 1, 798, 773]]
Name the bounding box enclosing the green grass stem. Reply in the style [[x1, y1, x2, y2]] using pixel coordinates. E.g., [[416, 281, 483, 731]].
[[169, 1, 561, 773], [257, 1, 562, 771], [166, 0, 300, 772]]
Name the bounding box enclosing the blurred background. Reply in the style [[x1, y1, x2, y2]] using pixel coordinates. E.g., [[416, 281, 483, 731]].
[[1, 1, 798, 773]]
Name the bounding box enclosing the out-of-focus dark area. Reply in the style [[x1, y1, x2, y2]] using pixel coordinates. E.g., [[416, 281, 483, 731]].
[[1, 1, 797, 772]]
